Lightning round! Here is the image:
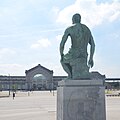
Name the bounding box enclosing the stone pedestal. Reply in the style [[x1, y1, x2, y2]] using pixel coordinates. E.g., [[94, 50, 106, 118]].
[[57, 80, 106, 120]]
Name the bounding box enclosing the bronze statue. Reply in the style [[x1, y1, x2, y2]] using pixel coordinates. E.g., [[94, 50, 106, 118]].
[[60, 13, 95, 79]]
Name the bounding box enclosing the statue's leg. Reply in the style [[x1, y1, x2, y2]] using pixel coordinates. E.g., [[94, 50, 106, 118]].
[[61, 62, 72, 79], [71, 58, 90, 79]]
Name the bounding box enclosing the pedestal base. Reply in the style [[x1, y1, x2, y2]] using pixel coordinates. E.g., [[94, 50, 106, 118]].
[[57, 80, 106, 120]]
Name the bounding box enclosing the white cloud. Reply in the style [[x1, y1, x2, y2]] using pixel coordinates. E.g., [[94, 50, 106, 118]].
[[56, 0, 120, 28], [40, 62, 67, 76], [0, 48, 15, 54], [31, 38, 51, 49], [109, 11, 120, 22], [52, 64, 67, 76], [91, 64, 120, 78], [51, 6, 60, 16], [0, 48, 16, 60], [56, 34, 62, 41], [0, 64, 26, 76], [90, 54, 120, 78]]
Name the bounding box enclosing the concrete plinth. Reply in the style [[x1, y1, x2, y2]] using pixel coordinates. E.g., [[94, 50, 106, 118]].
[[57, 80, 106, 120]]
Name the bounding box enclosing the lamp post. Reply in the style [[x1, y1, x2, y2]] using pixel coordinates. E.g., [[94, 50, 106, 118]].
[[52, 77, 54, 96], [27, 81, 30, 96], [8, 74, 10, 96]]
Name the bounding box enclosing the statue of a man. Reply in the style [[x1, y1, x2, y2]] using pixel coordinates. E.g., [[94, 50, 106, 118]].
[[60, 13, 95, 79]]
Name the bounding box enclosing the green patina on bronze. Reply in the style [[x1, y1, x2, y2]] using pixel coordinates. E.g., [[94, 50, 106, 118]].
[[60, 13, 95, 79]]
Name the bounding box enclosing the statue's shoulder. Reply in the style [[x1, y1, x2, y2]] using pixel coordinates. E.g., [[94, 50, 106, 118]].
[[66, 25, 74, 30], [81, 24, 90, 31], [64, 26, 73, 33], [81, 24, 91, 34]]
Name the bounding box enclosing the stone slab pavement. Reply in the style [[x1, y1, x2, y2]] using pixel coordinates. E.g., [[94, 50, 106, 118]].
[[0, 91, 120, 120]]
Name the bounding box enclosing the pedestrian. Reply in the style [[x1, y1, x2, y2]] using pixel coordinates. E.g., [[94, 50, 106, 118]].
[[13, 92, 15, 100]]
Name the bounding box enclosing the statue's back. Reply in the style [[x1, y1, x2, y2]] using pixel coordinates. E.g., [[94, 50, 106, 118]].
[[69, 23, 90, 54]]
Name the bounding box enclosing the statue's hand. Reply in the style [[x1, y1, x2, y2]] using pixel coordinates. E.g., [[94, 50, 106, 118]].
[[88, 58, 94, 68]]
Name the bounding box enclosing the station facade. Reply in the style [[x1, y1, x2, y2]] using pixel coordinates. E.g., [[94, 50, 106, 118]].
[[0, 64, 119, 91], [0, 64, 66, 91]]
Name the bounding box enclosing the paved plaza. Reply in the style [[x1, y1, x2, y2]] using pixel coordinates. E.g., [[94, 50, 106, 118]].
[[0, 91, 120, 120]]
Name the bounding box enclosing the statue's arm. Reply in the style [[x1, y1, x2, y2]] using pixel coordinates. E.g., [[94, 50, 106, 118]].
[[88, 35, 95, 68], [60, 29, 69, 57]]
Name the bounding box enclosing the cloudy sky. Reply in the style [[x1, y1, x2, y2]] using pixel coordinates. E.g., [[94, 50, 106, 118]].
[[0, 0, 120, 78]]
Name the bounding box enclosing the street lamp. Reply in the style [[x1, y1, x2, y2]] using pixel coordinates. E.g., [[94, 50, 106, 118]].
[[8, 74, 10, 96], [52, 77, 54, 96]]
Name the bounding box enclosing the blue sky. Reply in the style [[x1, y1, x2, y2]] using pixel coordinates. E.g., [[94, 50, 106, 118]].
[[0, 0, 120, 78]]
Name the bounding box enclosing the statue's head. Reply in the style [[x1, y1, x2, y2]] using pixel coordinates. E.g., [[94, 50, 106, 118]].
[[72, 13, 81, 24]]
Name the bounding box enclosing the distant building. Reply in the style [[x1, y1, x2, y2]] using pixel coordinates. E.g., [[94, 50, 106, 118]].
[[25, 64, 53, 90], [0, 75, 26, 91], [0, 64, 119, 91]]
